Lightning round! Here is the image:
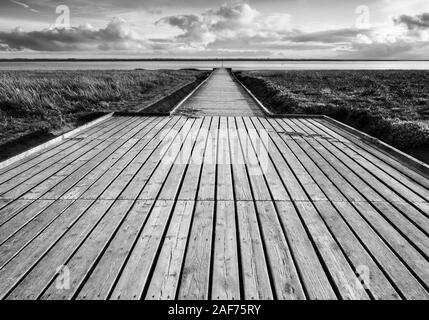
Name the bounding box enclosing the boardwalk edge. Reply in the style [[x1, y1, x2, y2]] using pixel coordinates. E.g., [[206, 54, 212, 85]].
[[232, 69, 429, 178], [169, 69, 215, 115], [323, 116, 429, 178], [0, 112, 114, 171]]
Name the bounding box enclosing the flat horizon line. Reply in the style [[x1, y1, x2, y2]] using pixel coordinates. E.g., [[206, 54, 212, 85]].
[[1, 58, 429, 62]]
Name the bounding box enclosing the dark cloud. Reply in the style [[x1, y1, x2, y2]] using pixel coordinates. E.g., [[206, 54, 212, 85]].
[[394, 13, 429, 30], [285, 28, 369, 43], [0, 18, 148, 51], [0, 0, 231, 17], [157, 14, 214, 45], [158, 14, 201, 31], [207, 36, 333, 51]]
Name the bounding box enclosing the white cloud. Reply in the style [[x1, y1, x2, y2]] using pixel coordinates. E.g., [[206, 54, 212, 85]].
[[0, 1, 428, 59], [157, 3, 292, 49]]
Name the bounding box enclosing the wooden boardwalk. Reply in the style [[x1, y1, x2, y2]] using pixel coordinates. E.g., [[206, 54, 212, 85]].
[[174, 68, 264, 117], [0, 70, 428, 300]]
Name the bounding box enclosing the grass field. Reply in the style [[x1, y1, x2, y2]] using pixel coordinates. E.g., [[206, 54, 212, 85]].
[[235, 70, 429, 164], [0, 69, 206, 157]]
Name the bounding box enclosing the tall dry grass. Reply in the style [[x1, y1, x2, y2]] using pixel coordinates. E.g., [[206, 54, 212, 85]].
[[236, 70, 429, 163], [0, 69, 204, 144]]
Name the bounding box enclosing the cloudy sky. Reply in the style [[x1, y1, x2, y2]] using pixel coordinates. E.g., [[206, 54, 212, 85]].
[[0, 0, 428, 59]]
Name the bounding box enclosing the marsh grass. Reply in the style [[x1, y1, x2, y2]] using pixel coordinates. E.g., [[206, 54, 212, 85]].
[[0, 69, 204, 145], [236, 70, 429, 163]]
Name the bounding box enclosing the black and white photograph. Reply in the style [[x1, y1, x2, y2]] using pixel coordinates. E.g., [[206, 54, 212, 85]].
[[0, 0, 428, 310]]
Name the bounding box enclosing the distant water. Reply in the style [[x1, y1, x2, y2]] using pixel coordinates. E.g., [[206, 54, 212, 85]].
[[0, 60, 429, 71]]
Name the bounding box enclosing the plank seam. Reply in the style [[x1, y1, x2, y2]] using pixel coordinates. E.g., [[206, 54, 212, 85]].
[[281, 118, 429, 293], [249, 117, 344, 300], [292, 118, 429, 234], [269, 118, 406, 299]]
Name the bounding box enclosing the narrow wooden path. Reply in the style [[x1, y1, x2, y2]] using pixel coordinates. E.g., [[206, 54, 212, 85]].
[[174, 68, 264, 117], [0, 69, 428, 300]]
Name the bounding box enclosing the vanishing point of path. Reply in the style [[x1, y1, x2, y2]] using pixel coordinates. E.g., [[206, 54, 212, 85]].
[[0, 69, 428, 300], [174, 68, 264, 117]]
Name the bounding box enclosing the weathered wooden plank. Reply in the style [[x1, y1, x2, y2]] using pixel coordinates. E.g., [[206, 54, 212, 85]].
[[228, 117, 253, 201], [310, 118, 429, 190], [253, 118, 308, 201], [371, 201, 429, 257], [145, 200, 195, 300], [43, 117, 157, 197], [236, 201, 273, 300], [274, 120, 346, 202], [0, 117, 141, 199], [26, 117, 151, 200], [389, 201, 429, 234], [0, 199, 34, 226], [298, 136, 366, 202], [2, 199, 104, 299], [216, 117, 234, 201], [84, 117, 181, 200], [263, 118, 327, 201], [0, 199, 11, 212], [158, 118, 204, 200], [313, 135, 407, 203], [296, 118, 428, 204], [0, 116, 120, 182], [0, 140, 78, 183], [139, 118, 198, 200], [197, 117, 219, 201], [306, 134, 428, 246], [178, 117, 212, 200], [178, 201, 215, 300], [76, 200, 154, 300], [302, 135, 385, 202], [294, 201, 369, 300], [0, 116, 132, 193], [0, 200, 73, 267], [110, 200, 175, 300], [212, 201, 240, 300], [415, 202, 429, 217], [40, 200, 135, 300], [313, 135, 429, 229], [302, 119, 429, 200], [61, 117, 165, 200], [352, 201, 429, 288], [75, 116, 121, 139], [21, 138, 131, 200], [330, 200, 428, 299], [275, 201, 337, 300], [118, 117, 191, 200], [0, 200, 55, 244], [332, 139, 427, 203], [0, 200, 94, 273], [235, 117, 271, 201], [275, 119, 347, 201], [314, 200, 401, 300], [254, 201, 305, 300], [243, 117, 290, 201]]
